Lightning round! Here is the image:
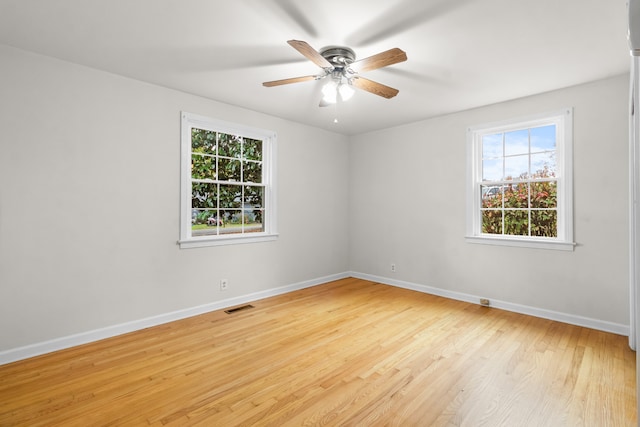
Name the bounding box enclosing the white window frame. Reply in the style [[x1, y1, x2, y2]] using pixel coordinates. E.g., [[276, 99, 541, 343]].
[[465, 108, 574, 251], [179, 112, 278, 248]]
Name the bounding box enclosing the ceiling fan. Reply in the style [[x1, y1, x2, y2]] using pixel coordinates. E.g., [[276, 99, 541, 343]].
[[263, 40, 407, 105]]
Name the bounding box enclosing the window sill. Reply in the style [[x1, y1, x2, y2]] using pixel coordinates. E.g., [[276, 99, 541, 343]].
[[179, 233, 278, 249], [465, 235, 575, 251]]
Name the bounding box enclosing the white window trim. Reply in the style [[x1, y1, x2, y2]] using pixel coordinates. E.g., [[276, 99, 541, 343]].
[[179, 112, 278, 249], [465, 108, 574, 251]]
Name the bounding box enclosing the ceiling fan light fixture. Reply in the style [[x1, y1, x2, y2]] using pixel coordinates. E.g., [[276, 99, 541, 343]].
[[322, 80, 338, 104], [338, 83, 355, 101], [322, 78, 354, 104]]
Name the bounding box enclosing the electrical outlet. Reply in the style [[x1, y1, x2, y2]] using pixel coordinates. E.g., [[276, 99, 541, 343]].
[[391, 263, 396, 272], [220, 279, 229, 291]]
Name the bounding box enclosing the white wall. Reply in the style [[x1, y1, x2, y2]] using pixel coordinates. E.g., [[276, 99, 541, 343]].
[[348, 75, 630, 327], [0, 45, 350, 352]]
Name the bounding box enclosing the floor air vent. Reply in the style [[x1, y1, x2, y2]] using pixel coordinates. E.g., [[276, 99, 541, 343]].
[[224, 304, 255, 314]]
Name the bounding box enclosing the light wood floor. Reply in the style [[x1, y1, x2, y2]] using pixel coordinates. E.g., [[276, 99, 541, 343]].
[[0, 278, 636, 426]]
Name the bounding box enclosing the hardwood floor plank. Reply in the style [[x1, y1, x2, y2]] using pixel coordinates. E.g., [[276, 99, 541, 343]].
[[0, 278, 635, 426]]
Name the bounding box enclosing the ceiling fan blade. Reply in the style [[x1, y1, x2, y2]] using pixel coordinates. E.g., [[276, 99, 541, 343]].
[[263, 75, 317, 87], [352, 77, 399, 99], [287, 40, 332, 69], [351, 48, 407, 73]]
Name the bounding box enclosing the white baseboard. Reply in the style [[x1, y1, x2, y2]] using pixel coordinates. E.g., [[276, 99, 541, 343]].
[[350, 271, 630, 337], [0, 272, 350, 366]]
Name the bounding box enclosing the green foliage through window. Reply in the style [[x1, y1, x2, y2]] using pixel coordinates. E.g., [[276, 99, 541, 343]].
[[190, 128, 265, 237]]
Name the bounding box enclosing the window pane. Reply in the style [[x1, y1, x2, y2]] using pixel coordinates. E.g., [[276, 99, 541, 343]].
[[482, 133, 503, 158], [219, 184, 242, 208], [504, 210, 529, 236], [531, 181, 557, 208], [244, 161, 262, 183], [504, 183, 528, 208], [504, 154, 528, 180], [192, 228, 215, 237], [220, 209, 243, 233], [218, 158, 242, 181], [530, 125, 556, 153], [218, 133, 242, 158], [531, 210, 557, 237], [531, 152, 556, 177], [244, 209, 264, 233], [191, 208, 215, 225], [191, 128, 217, 155], [481, 185, 502, 208], [504, 129, 529, 156], [220, 209, 234, 228], [482, 158, 503, 181], [243, 138, 263, 161], [244, 185, 263, 208], [191, 154, 216, 180], [482, 210, 502, 234], [192, 183, 217, 209]]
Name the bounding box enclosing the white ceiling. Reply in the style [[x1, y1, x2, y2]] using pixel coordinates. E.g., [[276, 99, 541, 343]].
[[0, 0, 630, 135]]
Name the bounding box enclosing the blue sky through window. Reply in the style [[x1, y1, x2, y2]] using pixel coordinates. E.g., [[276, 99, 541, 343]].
[[481, 124, 556, 181]]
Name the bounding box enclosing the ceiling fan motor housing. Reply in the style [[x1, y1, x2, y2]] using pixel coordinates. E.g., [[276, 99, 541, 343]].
[[319, 46, 356, 68]]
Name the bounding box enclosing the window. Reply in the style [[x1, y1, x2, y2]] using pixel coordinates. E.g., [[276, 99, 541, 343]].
[[179, 112, 277, 248], [466, 109, 574, 250]]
